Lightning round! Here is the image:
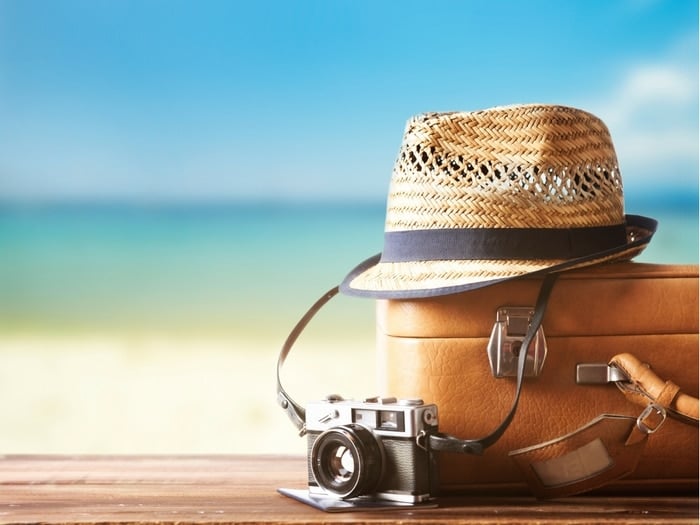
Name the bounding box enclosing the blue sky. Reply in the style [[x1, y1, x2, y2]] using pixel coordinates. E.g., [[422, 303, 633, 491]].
[[0, 0, 697, 202]]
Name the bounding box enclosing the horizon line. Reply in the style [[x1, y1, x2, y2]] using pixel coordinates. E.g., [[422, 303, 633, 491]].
[[0, 187, 697, 211]]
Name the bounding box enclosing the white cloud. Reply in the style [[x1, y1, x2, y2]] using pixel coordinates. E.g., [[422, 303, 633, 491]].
[[584, 41, 698, 188], [602, 65, 695, 122]]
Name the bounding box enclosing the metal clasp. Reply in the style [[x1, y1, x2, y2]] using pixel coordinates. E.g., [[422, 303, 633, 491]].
[[576, 363, 629, 384], [487, 306, 547, 378]]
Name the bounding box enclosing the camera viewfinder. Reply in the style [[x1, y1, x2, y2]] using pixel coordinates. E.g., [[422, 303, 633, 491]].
[[378, 410, 404, 432]]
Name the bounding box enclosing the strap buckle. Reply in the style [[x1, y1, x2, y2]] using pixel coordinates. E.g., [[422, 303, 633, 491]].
[[636, 403, 667, 435]]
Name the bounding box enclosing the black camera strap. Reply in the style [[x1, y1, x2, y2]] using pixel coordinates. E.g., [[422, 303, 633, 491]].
[[276, 273, 558, 455], [277, 286, 340, 436], [429, 273, 558, 454]]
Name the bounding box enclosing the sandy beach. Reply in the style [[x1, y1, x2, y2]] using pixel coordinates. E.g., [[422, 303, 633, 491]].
[[0, 335, 376, 455]]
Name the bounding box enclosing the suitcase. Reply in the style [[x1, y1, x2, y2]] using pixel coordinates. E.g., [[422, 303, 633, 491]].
[[376, 262, 699, 496]]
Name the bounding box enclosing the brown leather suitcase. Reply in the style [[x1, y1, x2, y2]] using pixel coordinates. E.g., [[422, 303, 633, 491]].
[[376, 262, 699, 496]]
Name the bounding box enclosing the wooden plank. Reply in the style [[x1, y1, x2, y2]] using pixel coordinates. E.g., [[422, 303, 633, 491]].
[[0, 455, 697, 524]]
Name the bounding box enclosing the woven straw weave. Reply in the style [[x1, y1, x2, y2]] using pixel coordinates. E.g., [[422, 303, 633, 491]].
[[341, 104, 654, 297], [386, 105, 624, 232]]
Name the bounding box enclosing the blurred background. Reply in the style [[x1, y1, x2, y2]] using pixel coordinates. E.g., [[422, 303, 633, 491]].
[[0, 0, 697, 455]]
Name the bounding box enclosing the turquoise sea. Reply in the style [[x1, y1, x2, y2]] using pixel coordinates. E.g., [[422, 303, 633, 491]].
[[0, 197, 697, 340], [0, 202, 385, 339]]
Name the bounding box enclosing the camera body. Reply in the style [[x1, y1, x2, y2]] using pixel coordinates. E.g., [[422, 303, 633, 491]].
[[305, 395, 439, 503]]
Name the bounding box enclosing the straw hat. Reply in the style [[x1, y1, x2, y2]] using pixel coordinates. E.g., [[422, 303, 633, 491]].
[[340, 104, 657, 298]]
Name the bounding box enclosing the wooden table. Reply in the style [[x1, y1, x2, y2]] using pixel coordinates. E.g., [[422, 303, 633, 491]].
[[0, 455, 697, 524]]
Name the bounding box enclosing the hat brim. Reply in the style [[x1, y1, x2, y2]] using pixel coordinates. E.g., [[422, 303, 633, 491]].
[[339, 215, 657, 299]]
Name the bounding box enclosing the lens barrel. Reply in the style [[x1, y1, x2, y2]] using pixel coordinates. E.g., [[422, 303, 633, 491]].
[[310, 423, 384, 499]]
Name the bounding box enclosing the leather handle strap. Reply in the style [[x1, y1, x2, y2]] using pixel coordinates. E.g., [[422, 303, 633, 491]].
[[610, 352, 699, 425], [511, 351, 697, 498]]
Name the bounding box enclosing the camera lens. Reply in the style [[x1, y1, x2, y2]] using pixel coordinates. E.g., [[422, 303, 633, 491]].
[[326, 445, 354, 482], [310, 423, 383, 499]]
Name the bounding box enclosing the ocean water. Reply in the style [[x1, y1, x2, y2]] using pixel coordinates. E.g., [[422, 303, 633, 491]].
[[0, 199, 697, 339], [0, 202, 385, 339]]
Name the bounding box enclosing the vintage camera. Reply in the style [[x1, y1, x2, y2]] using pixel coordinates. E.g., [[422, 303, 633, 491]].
[[305, 395, 439, 503]]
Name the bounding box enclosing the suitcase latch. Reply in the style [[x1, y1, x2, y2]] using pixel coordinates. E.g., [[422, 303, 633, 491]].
[[487, 306, 547, 378], [575, 363, 629, 384]]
